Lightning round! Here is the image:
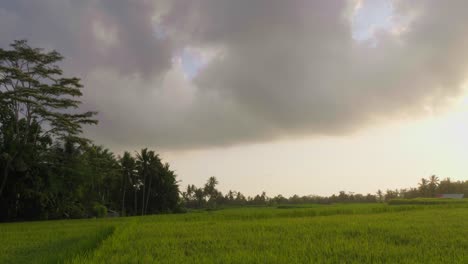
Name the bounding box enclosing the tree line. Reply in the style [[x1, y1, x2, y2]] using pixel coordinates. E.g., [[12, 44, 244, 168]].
[[0, 40, 180, 221], [182, 175, 467, 209], [377, 175, 468, 201]]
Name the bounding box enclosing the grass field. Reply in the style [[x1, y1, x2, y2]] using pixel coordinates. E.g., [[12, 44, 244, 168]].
[[1, 202, 467, 263]]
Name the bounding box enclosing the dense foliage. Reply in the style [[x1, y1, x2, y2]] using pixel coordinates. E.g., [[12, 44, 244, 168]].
[[0, 41, 180, 221]]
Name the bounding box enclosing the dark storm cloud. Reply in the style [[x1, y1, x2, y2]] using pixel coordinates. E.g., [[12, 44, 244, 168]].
[[0, 0, 172, 77], [2, 0, 468, 150]]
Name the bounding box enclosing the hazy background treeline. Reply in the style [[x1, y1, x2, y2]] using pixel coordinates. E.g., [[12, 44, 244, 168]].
[[1, 41, 467, 222], [182, 175, 468, 209]]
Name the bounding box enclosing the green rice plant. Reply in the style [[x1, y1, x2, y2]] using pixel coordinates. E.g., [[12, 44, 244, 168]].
[[388, 198, 468, 205], [72, 205, 468, 263], [0, 219, 115, 264], [2, 203, 467, 263]]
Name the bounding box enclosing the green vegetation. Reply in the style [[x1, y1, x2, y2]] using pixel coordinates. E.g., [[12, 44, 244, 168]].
[[0, 40, 180, 221], [182, 175, 468, 210], [1, 203, 467, 263], [0, 219, 114, 264], [388, 198, 468, 205]]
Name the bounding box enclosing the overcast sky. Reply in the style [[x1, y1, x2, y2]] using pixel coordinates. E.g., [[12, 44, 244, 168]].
[[1, 0, 468, 196]]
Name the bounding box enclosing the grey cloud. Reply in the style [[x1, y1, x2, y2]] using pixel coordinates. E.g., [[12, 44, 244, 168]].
[[0, 0, 172, 78], [155, 0, 468, 148], [2, 0, 468, 150]]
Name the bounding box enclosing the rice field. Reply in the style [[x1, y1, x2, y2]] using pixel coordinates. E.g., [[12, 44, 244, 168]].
[[0, 219, 114, 263], [1, 202, 467, 263]]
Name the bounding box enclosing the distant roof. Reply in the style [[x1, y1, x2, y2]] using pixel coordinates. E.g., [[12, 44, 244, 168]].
[[437, 194, 464, 199]]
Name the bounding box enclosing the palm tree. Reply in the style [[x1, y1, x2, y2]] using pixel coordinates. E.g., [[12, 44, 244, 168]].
[[376, 190, 383, 202], [204, 176, 219, 208], [85, 145, 119, 204], [159, 162, 180, 212], [136, 148, 150, 215], [438, 178, 452, 193], [184, 185, 195, 203], [194, 188, 205, 208], [419, 178, 429, 197], [144, 153, 161, 215], [428, 175, 439, 197], [136, 148, 161, 215], [119, 151, 135, 216]]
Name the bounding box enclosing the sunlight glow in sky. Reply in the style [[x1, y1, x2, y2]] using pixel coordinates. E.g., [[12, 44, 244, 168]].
[[141, 0, 468, 196], [159, 0, 468, 196], [165, 96, 468, 196]]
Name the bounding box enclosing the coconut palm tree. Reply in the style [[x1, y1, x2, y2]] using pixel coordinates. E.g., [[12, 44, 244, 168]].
[[144, 153, 161, 215], [204, 176, 219, 208], [428, 175, 439, 197], [119, 151, 135, 216], [418, 178, 429, 197], [136, 148, 162, 215], [136, 148, 150, 215]]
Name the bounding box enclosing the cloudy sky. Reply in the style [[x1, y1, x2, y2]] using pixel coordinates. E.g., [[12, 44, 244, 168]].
[[2, 0, 468, 196]]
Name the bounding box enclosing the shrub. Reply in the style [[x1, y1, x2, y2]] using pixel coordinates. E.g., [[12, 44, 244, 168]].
[[92, 203, 108, 218]]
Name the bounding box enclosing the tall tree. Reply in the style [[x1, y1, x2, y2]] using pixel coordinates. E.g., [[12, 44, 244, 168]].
[[119, 151, 135, 216], [0, 40, 97, 221], [418, 178, 429, 197], [428, 175, 439, 197], [204, 176, 219, 208], [376, 190, 383, 202], [136, 149, 150, 215], [438, 178, 453, 194], [136, 148, 162, 215], [0, 40, 97, 197], [144, 152, 161, 215]]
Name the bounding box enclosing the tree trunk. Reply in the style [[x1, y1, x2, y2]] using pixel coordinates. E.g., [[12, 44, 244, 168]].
[[141, 174, 146, 216], [134, 187, 138, 216], [121, 174, 127, 216], [0, 159, 12, 197], [144, 176, 152, 215]]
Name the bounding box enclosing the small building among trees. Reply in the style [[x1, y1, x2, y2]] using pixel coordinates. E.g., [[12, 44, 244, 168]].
[[436, 194, 464, 199]]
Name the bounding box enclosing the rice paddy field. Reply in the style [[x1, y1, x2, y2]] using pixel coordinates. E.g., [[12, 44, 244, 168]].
[[1, 201, 467, 263]]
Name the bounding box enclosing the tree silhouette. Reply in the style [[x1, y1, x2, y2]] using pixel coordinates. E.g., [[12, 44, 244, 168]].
[[119, 151, 135, 216], [0, 40, 97, 197], [136, 148, 161, 215], [428, 175, 439, 197], [376, 190, 384, 202], [0, 40, 185, 221], [418, 178, 429, 197], [204, 176, 219, 208]]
